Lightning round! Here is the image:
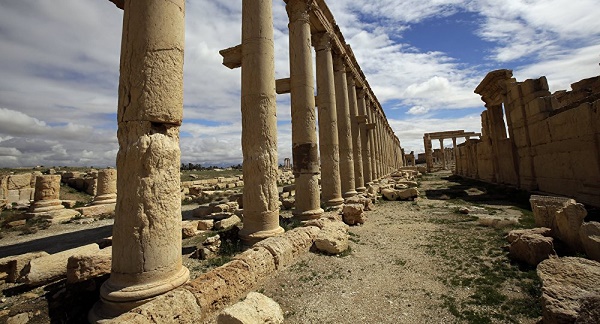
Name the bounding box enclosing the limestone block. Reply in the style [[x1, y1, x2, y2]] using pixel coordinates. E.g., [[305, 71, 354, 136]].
[[344, 195, 374, 211], [0, 251, 49, 283], [185, 260, 256, 313], [282, 226, 319, 257], [529, 195, 573, 231], [193, 205, 212, 218], [6, 313, 30, 324], [76, 203, 115, 217], [7, 189, 20, 204], [66, 247, 111, 283], [281, 198, 295, 210], [20, 243, 99, 285], [212, 203, 230, 213], [397, 188, 419, 200], [217, 292, 284, 324], [197, 219, 214, 231], [61, 200, 77, 208], [537, 257, 600, 324], [7, 174, 32, 190], [103, 288, 202, 324], [555, 202, 587, 252], [233, 247, 276, 282], [395, 181, 418, 188], [381, 188, 398, 201], [508, 233, 556, 266], [315, 225, 349, 254], [38, 209, 81, 224], [342, 204, 366, 225], [580, 222, 600, 262], [18, 188, 34, 201], [182, 221, 200, 238], [254, 236, 295, 270], [214, 215, 241, 230], [507, 227, 551, 243]]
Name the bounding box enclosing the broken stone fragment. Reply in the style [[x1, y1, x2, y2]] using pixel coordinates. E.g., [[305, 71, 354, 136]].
[[508, 233, 556, 266], [217, 292, 284, 324], [66, 247, 111, 283], [342, 204, 366, 225]]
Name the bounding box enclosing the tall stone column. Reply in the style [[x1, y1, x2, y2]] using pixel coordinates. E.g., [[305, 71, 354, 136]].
[[91, 0, 189, 321], [333, 55, 357, 198], [452, 137, 458, 170], [239, 0, 284, 242], [92, 169, 117, 205], [29, 175, 63, 214], [287, 0, 323, 220], [439, 139, 447, 169], [377, 114, 385, 176], [313, 32, 343, 207], [367, 102, 377, 182], [347, 75, 365, 192], [357, 89, 372, 185], [424, 134, 433, 172]]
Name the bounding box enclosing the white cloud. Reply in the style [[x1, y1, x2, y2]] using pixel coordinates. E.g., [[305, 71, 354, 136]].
[[407, 106, 430, 115]]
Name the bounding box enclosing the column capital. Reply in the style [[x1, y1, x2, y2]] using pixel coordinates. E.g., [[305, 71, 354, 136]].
[[312, 32, 334, 51], [286, 0, 313, 23], [333, 54, 346, 72], [346, 73, 356, 86], [356, 87, 367, 98]]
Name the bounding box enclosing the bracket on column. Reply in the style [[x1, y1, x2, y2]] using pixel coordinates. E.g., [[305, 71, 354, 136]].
[[219, 44, 242, 69], [366, 123, 376, 130], [356, 115, 368, 123], [276, 78, 291, 94]]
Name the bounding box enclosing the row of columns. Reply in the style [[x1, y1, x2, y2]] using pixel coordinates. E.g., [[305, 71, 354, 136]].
[[93, 0, 404, 321]]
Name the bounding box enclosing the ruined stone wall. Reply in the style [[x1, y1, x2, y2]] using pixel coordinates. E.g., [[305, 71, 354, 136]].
[[456, 74, 600, 207]]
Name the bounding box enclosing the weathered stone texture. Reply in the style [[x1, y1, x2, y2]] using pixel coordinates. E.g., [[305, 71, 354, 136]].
[[21, 244, 100, 285], [537, 257, 600, 324], [67, 247, 112, 283], [217, 292, 284, 324]]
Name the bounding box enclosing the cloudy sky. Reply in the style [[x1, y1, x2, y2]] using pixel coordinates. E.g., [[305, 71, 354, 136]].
[[0, 0, 599, 168]]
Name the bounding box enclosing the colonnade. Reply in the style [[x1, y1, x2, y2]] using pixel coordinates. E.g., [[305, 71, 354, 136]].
[[92, 0, 403, 320], [423, 130, 480, 172]]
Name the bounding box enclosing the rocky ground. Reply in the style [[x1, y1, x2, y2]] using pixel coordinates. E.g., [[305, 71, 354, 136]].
[[0, 170, 547, 323]]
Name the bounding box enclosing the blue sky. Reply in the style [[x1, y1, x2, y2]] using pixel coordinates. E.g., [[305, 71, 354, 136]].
[[0, 0, 599, 167]]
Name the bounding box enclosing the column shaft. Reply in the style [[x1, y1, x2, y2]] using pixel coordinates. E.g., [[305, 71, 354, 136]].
[[357, 89, 372, 185], [314, 32, 343, 207], [239, 0, 284, 242], [92, 0, 189, 320], [347, 75, 365, 192], [333, 55, 357, 197], [367, 105, 377, 182], [287, 0, 323, 219]]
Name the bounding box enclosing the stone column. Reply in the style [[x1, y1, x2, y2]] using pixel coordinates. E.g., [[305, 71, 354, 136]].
[[287, 0, 323, 220], [373, 112, 382, 179], [92, 169, 117, 205], [452, 137, 458, 171], [424, 134, 433, 172], [439, 139, 447, 169], [29, 175, 63, 213], [333, 55, 357, 198], [239, 0, 284, 242], [377, 114, 385, 176], [347, 75, 365, 192], [313, 32, 343, 207], [90, 0, 189, 320], [367, 101, 377, 182], [357, 89, 372, 185]]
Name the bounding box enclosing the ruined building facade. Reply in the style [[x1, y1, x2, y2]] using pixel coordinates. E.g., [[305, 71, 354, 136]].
[[456, 70, 600, 207]]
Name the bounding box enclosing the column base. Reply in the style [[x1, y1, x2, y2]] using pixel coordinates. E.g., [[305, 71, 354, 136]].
[[342, 190, 358, 198], [324, 197, 344, 207], [293, 208, 324, 221], [240, 226, 285, 246], [89, 266, 190, 323], [356, 186, 367, 193]]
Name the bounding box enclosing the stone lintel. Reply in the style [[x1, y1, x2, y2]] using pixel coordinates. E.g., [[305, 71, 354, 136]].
[[276, 78, 291, 94], [219, 45, 242, 69]]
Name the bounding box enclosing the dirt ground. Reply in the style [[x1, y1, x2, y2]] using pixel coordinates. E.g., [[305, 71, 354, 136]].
[[0, 170, 545, 323]]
